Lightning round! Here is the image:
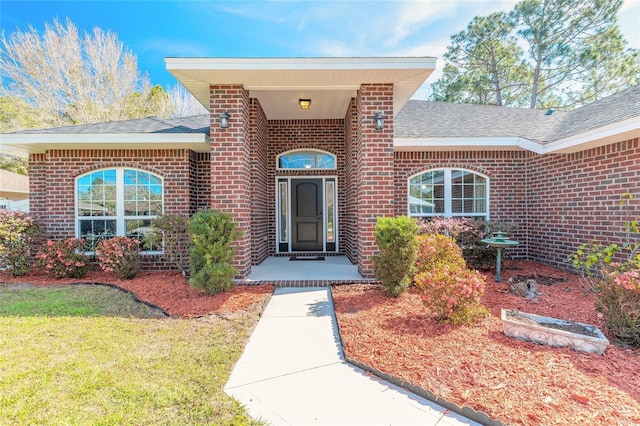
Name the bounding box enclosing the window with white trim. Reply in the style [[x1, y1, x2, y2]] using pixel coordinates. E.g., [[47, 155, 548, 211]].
[[408, 169, 488, 218], [76, 168, 163, 251], [277, 149, 336, 170]]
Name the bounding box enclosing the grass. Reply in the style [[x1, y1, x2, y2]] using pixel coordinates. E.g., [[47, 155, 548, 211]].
[[0, 285, 263, 425], [0, 284, 166, 317]]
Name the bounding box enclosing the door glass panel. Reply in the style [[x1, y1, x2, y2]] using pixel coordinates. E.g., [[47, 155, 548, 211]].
[[326, 180, 335, 242], [279, 181, 288, 243]]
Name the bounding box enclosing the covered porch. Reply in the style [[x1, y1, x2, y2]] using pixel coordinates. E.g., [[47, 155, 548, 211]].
[[166, 57, 436, 279]]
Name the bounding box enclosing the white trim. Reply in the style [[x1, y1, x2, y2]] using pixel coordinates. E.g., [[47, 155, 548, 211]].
[[75, 168, 164, 253], [542, 117, 640, 154], [407, 168, 490, 220], [166, 56, 437, 71], [1, 133, 210, 155], [395, 137, 543, 154], [394, 117, 640, 155]]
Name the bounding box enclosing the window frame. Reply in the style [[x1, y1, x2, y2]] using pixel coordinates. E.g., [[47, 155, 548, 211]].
[[75, 167, 164, 253], [276, 149, 337, 171], [407, 168, 489, 219]]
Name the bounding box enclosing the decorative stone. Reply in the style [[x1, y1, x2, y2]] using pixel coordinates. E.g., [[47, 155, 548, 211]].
[[501, 308, 609, 355]]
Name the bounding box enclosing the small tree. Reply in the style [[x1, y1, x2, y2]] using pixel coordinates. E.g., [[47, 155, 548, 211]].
[[371, 216, 418, 297], [188, 210, 242, 295], [0, 210, 45, 276]]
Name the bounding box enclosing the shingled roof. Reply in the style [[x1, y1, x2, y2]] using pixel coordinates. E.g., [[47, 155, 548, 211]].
[[9, 115, 210, 135], [396, 85, 640, 144], [3, 85, 638, 154]]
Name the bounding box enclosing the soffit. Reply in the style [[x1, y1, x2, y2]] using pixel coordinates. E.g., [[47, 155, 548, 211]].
[[166, 57, 436, 120]]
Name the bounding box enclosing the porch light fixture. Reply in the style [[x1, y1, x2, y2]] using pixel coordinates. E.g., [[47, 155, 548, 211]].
[[299, 99, 311, 110], [219, 111, 230, 128], [374, 112, 384, 130]]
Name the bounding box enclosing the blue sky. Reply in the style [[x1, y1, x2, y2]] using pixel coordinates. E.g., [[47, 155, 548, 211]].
[[2, 0, 639, 99]]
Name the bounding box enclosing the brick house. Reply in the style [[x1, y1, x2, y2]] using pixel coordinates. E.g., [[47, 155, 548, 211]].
[[2, 57, 639, 278]]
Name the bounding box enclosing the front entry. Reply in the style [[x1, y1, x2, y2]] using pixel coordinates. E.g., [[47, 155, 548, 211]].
[[291, 179, 323, 251], [276, 177, 337, 253]]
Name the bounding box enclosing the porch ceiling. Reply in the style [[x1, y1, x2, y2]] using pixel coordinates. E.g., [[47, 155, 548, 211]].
[[165, 57, 436, 120]]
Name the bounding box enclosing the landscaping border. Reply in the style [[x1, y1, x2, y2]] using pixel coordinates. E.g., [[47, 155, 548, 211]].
[[329, 283, 505, 426]]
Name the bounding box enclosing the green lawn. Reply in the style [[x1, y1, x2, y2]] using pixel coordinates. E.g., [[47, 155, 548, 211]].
[[0, 284, 166, 317], [0, 285, 262, 425]]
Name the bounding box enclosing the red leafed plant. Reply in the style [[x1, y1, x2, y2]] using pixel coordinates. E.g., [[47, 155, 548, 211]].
[[414, 234, 488, 325], [96, 236, 140, 280], [36, 238, 89, 279]]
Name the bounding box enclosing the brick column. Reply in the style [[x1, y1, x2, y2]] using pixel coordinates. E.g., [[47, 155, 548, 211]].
[[356, 84, 395, 277], [209, 85, 252, 278]]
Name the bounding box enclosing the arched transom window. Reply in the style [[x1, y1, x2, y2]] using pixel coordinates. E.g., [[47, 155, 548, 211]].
[[408, 169, 488, 219], [277, 149, 336, 170], [76, 168, 163, 251]]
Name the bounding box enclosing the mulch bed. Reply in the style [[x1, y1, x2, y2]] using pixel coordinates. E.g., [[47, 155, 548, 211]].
[[331, 260, 640, 426], [0, 268, 273, 317]]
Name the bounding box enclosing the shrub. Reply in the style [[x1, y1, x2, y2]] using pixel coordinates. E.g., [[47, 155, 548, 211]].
[[568, 193, 640, 347], [145, 215, 190, 276], [36, 238, 89, 278], [371, 216, 418, 297], [595, 268, 640, 347], [418, 217, 518, 269], [188, 209, 242, 295], [95, 237, 140, 280], [0, 210, 45, 276], [414, 234, 488, 325], [414, 234, 466, 276]]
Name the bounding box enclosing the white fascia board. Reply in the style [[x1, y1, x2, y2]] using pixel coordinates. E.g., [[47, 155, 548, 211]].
[[166, 57, 437, 71], [1, 133, 210, 154], [394, 137, 543, 154], [540, 117, 640, 154]]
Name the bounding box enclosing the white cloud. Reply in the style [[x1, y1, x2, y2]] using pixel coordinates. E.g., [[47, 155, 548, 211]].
[[619, 0, 640, 49]]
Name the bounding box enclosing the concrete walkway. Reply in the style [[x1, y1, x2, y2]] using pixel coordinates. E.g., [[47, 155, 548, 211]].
[[224, 287, 480, 426]]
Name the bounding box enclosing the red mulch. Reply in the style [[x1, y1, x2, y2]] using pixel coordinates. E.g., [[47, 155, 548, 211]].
[[332, 260, 640, 426], [0, 268, 273, 317]]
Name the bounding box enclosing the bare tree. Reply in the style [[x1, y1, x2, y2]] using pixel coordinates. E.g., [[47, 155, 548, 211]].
[[0, 18, 172, 127], [168, 84, 208, 117]]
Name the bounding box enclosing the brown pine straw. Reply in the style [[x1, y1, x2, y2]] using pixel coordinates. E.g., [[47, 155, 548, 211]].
[[332, 261, 640, 426]]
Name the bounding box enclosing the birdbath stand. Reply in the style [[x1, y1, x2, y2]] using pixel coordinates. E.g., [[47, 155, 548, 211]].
[[481, 231, 519, 282]]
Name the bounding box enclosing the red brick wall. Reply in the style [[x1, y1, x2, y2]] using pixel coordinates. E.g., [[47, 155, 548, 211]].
[[266, 119, 347, 253], [393, 150, 529, 257], [189, 151, 211, 214], [209, 85, 252, 278], [28, 148, 199, 270], [526, 138, 640, 267], [356, 84, 395, 277], [343, 98, 358, 263], [250, 98, 270, 264]]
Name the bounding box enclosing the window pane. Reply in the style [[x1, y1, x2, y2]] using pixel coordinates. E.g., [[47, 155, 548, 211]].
[[279, 182, 288, 242], [408, 169, 487, 218], [326, 181, 335, 242], [278, 150, 336, 169], [409, 170, 444, 215], [77, 168, 163, 251], [79, 219, 116, 251]]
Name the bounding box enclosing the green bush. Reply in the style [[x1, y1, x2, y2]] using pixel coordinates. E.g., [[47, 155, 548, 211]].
[[145, 214, 190, 276], [371, 216, 418, 297], [0, 210, 45, 276], [188, 210, 242, 295], [414, 234, 488, 325]]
